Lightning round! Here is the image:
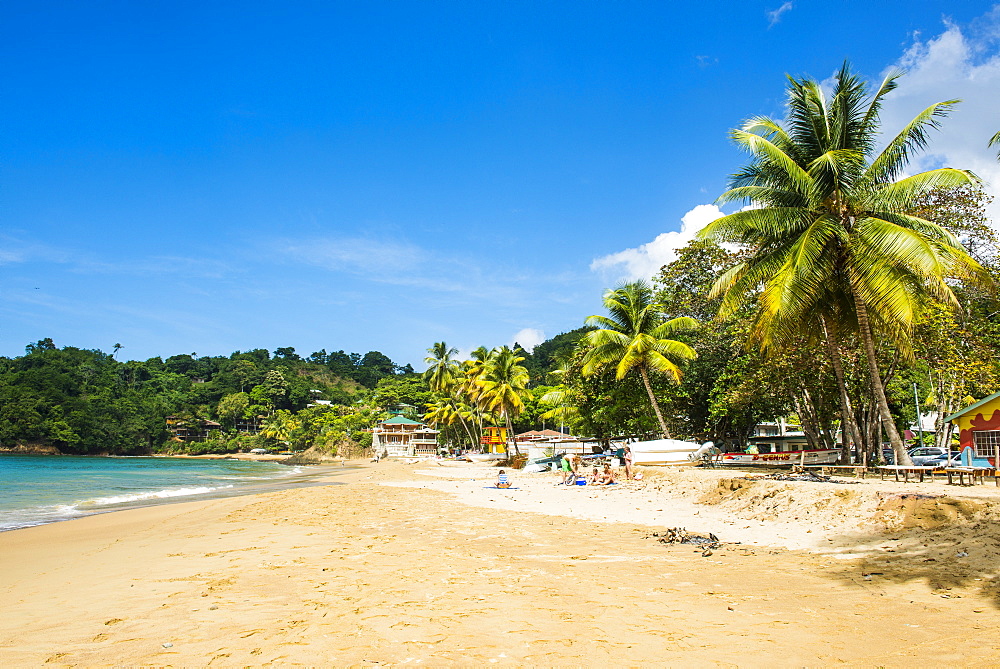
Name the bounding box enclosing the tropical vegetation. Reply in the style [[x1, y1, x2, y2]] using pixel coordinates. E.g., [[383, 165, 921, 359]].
[[2, 65, 998, 464], [698, 63, 990, 465]]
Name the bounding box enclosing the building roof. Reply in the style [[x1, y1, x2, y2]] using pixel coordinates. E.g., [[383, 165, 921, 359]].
[[943, 390, 1000, 424], [381, 415, 423, 425], [517, 429, 567, 438]]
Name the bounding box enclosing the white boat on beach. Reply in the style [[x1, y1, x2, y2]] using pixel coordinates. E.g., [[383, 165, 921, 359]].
[[717, 431, 841, 466], [717, 448, 840, 466], [629, 438, 705, 466], [464, 452, 506, 463]]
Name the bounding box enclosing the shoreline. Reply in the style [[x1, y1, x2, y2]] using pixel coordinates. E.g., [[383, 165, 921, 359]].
[[0, 456, 357, 534], [2, 460, 1000, 665]]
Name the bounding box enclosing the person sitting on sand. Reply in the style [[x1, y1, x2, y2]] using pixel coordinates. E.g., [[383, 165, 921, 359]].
[[598, 462, 616, 485], [496, 470, 512, 489], [588, 467, 601, 484]]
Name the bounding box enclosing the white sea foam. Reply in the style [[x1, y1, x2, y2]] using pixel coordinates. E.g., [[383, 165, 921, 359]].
[[0, 504, 85, 532], [85, 485, 235, 507]]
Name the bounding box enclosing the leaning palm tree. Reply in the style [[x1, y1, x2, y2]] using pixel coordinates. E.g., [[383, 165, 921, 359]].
[[699, 63, 988, 466], [581, 280, 698, 439], [476, 346, 531, 456], [423, 342, 460, 393]]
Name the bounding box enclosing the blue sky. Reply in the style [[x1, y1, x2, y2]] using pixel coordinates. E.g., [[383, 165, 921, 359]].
[[3, 1, 1000, 367]]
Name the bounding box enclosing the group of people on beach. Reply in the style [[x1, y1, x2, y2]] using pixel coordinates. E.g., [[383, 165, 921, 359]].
[[558, 445, 635, 485], [494, 445, 638, 489]]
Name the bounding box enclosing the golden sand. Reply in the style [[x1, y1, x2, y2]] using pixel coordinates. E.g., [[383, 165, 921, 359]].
[[1, 460, 999, 666]]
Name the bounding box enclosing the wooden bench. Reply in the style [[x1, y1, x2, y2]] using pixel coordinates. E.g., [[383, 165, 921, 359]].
[[944, 467, 996, 486], [878, 465, 938, 483]]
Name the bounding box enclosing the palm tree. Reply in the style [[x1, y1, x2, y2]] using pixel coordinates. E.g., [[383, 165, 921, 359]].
[[581, 280, 698, 439], [991, 131, 1000, 160], [477, 346, 531, 456], [699, 63, 988, 466], [459, 346, 493, 443], [261, 410, 299, 449], [423, 342, 459, 393], [424, 393, 476, 449]]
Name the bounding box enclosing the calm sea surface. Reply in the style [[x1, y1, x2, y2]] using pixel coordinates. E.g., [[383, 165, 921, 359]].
[[0, 455, 340, 532]]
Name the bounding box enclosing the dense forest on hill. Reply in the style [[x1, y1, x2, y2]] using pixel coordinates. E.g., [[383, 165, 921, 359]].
[[0, 336, 582, 456], [0, 341, 424, 455]]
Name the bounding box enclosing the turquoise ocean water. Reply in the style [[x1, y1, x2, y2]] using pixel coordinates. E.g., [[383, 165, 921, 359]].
[[0, 455, 334, 532]]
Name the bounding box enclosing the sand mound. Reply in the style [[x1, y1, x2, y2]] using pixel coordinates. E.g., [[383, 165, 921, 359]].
[[873, 493, 986, 531]]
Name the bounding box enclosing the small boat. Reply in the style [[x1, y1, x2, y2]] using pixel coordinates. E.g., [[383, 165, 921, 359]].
[[522, 455, 561, 473], [629, 438, 705, 466], [717, 448, 840, 466], [464, 452, 506, 463]]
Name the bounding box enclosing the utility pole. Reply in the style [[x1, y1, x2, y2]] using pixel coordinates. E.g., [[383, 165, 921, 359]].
[[912, 382, 925, 448]]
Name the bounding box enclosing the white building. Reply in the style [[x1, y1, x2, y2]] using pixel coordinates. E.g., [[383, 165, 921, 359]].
[[372, 416, 439, 457]]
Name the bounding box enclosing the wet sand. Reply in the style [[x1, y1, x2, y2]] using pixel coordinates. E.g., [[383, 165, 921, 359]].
[[1, 460, 999, 666]]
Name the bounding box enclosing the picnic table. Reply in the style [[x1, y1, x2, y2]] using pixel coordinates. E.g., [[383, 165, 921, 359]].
[[944, 467, 996, 486], [878, 465, 938, 483]]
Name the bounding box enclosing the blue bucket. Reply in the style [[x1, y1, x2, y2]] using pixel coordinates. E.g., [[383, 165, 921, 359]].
[[575, 478, 586, 485]]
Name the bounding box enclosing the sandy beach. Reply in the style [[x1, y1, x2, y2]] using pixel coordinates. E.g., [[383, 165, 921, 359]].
[[2, 460, 1000, 666]]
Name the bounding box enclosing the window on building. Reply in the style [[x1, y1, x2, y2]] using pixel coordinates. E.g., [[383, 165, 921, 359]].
[[972, 430, 1000, 459]]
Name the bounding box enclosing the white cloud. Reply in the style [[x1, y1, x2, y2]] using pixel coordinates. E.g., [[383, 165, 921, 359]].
[[283, 237, 425, 275], [589, 204, 726, 282], [510, 328, 545, 352], [766, 2, 793, 28], [879, 13, 1000, 226]]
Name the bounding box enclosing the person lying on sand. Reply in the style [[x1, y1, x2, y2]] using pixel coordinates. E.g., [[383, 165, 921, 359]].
[[496, 470, 512, 489]]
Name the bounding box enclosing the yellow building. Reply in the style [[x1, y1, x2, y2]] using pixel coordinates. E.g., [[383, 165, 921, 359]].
[[480, 426, 508, 454]]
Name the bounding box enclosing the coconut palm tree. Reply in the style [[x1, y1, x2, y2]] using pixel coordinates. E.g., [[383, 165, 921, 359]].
[[699, 63, 988, 465], [261, 410, 299, 449], [991, 131, 1000, 160], [476, 346, 530, 456], [581, 280, 698, 439], [423, 342, 460, 393], [424, 393, 476, 449]]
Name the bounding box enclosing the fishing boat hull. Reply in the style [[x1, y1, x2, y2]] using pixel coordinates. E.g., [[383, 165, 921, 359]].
[[630, 438, 704, 466], [465, 453, 506, 463], [718, 449, 841, 466]]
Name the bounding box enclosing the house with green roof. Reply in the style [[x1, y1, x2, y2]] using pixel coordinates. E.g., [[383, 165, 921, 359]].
[[372, 415, 439, 457]]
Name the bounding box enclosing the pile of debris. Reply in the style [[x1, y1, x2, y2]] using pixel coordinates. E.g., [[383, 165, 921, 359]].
[[646, 527, 722, 556], [745, 471, 856, 484]]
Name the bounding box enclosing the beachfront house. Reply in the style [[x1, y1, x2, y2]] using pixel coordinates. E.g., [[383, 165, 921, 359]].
[[166, 416, 223, 442], [944, 392, 1000, 468], [372, 416, 439, 458]]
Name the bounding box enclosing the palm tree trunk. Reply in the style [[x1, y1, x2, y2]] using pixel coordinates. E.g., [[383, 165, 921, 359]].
[[639, 364, 671, 439], [504, 413, 520, 457], [454, 409, 475, 451], [821, 317, 863, 465], [852, 290, 911, 465]]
